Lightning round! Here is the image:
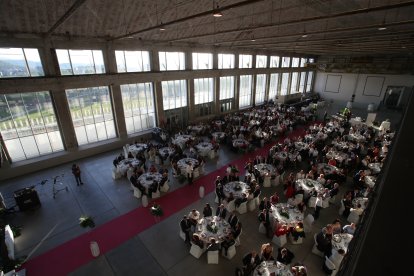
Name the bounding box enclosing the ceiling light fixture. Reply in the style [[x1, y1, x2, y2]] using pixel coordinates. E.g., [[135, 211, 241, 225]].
[[302, 34, 308, 38], [213, 1, 223, 17], [378, 27, 387, 31]]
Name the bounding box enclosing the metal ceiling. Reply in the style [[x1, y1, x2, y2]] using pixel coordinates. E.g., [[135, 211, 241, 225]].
[[0, 0, 413, 56]]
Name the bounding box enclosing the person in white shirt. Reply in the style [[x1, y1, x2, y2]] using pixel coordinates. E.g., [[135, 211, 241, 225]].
[[317, 174, 326, 185], [342, 223, 356, 235], [350, 204, 364, 216], [330, 248, 346, 268], [186, 163, 194, 185]]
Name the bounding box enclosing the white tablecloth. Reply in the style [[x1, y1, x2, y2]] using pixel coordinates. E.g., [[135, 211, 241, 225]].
[[223, 181, 250, 199], [173, 134, 193, 149], [364, 175, 376, 188], [117, 158, 142, 175], [177, 158, 199, 175], [294, 141, 309, 151], [159, 147, 175, 158], [332, 233, 353, 253], [195, 142, 213, 156], [232, 138, 249, 148], [350, 117, 364, 127], [138, 172, 163, 191], [332, 141, 356, 151], [195, 216, 231, 243], [128, 143, 148, 158], [254, 163, 275, 177], [348, 133, 366, 142], [326, 150, 348, 163], [352, 197, 369, 210], [296, 179, 324, 196], [274, 151, 288, 161], [368, 162, 382, 174], [188, 125, 204, 134], [253, 261, 293, 276], [317, 163, 340, 175], [271, 203, 304, 227], [212, 132, 226, 140]]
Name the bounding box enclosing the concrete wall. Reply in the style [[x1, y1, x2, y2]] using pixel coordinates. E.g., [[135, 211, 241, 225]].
[[314, 72, 414, 109]]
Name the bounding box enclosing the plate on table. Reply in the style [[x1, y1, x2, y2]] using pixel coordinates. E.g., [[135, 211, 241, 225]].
[[333, 234, 342, 243]]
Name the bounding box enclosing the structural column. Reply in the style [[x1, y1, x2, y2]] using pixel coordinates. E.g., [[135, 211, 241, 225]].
[[234, 55, 240, 110], [265, 56, 271, 101], [104, 43, 128, 139], [46, 47, 78, 150], [213, 50, 220, 115], [186, 51, 195, 120], [150, 50, 165, 127], [251, 54, 257, 107]]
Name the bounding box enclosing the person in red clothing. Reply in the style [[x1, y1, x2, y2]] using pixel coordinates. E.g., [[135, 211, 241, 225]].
[[328, 157, 337, 167], [270, 192, 279, 204]]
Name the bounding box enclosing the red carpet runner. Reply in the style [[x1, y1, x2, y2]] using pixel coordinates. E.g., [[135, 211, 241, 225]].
[[22, 124, 312, 275]]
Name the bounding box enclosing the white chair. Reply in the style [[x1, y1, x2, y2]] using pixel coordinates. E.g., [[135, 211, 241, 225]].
[[312, 233, 325, 258], [141, 195, 149, 207], [347, 210, 360, 224], [254, 194, 261, 206], [289, 235, 303, 245], [272, 234, 287, 247], [207, 250, 219, 264], [132, 186, 142, 199], [338, 200, 345, 215], [226, 200, 235, 213], [259, 222, 267, 234], [324, 256, 337, 275], [248, 199, 256, 212], [112, 167, 121, 180], [294, 194, 303, 205], [303, 214, 314, 233], [160, 182, 170, 193], [215, 193, 220, 204], [179, 223, 186, 241], [236, 201, 247, 214], [263, 176, 271, 187], [152, 190, 161, 199], [190, 243, 204, 259], [322, 197, 330, 208], [222, 244, 236, 260], [126, 168, 134, 182], [308, 196, 317, 208]]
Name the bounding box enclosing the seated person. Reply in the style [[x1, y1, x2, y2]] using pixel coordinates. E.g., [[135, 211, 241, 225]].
[[260, 243, 275, 261], [332, 219, 342, 235], [232, 222, 242, 239], [343, 222, 356, 235], [270, 192, 279, 204], [191, 233, 204, 249], [221, 234, 235, 256], [227, 211, 239, 229], [291, 263, 308, 276], [290, 222, 305, 241], [350, 203, 364, 216], [202, 203, 213, 217], [215, 204, 227, 219], [149, 164, 157, 173], [188, 209, 200, 226], [277, 247, 295, 265], [297, 200, 306, 213], [242, 250, 261, 275], [234, 193, 248, 208], [259, 197, 271, 211], [207, 238, 220, 252], [329, 183, 340, 198]]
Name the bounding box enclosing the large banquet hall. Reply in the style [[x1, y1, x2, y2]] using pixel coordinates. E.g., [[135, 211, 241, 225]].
[[0, 1, 413, 275]]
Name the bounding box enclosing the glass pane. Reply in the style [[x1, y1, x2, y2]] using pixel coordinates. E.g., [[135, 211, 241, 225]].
[[239, 75, 252, 108], [281, 73, 289, 95], [255, 74, 266, 104], [270, 56, 280, 68], [194, 78, 213, 104], [256, 55, 267, 68], [291, 58, 300, 67], [19, 136, 39, 158], [75, 126, 88, 145], [56, 49, 73, 75], [48, 131, 64, 151], [218, 54, 234, 69], [34, 133, 52, 154], [115, 51, 126, 72], [239, 55, 252, 68], [24, 48, 44, 76], [159, 52, 185, 71], [219, 76, 234, 100], [4, 139, 25, 161], [162, 80, 187, 110], [85, 124, 98, 142], [0, 48, 29, 77], [69, 50, 95, 74], [192, 53, 212, 70], [291, 72, 299, 94], [269, 73, 279, 100]]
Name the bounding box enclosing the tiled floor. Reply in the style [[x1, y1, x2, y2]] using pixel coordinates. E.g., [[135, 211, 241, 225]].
[[1, 102, 402, 276]]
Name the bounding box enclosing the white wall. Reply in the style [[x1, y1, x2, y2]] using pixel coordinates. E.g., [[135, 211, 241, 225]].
[[314, 72, 414, 109]]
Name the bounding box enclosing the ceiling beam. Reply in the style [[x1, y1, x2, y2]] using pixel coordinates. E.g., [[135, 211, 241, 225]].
[[111, 0, 265, 41], [46, 0, 88, 36], [167, 1, 414, 42]]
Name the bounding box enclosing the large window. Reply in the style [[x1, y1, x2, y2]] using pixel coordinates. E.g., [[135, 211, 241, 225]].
[[256, 55, 267, 68], [239, 54, 252, 68], [270, 56, 280, 68], [161, 80, 187, 110], [115, 50, 150, 73], [239, 75, 252, 108], [56, 49, 105, 75], [280, 73, 289, 96], [0, 48, 44, 78], [218, 54, 235, 69], [299, 72, 306, 93], [291, 58, 300, 68], [121, 83, 156, 134], [0, 92, 63, 161], [290, 72, 299, 94], [268, 73, 279, 100], [300, 58, 307, 67], [255, 74, 266, 105], [192, 53, 212, 70], [66, 86, 116, 145], [306, 71, 314, 92], [281, 57, 291, 68], [194, 78, 214, 104], [219, 76, 234, 100], [159, 52, 185, 71]]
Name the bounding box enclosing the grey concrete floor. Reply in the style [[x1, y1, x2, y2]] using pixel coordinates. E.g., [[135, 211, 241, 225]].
[[1, 102, 402, 276]]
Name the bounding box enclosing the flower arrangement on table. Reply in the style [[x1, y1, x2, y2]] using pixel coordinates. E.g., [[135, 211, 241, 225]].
[[234, 184, 242, 191], [150, 203, 163, 217], [280, 209, 290, 219], [79, 215, 96, 228], [305, 180, 314, 188], [206, 221, 218, 233]]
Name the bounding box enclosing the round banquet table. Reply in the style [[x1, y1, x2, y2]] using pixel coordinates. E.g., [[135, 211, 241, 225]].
[[232, 138, 249, 148], [253, 261, 293, 276], [254, 163, 275, 177], [188, 125, 204, 134], [116, 158, 142, 175], [223, 181, 250, 199], [138, 172, 163, 192], [274, 151, 288, 161], [270, 203, 304, 228], [249, 120, 260, 126], [332, 141, 356, 151], [326, 150, 348, 163], [195, 142, 213, 157], [128, 143, 148, 158], [173, 134, 193, 149], [177, 158, 199, 175], [364, 175, 376, 188], [348, 133, 366, 142], [332, 233, 353, 253], [159, 147, 175, 159], [352, 197, 369, 210], [294, 141, 309, 151], [195, 216, 232, 243], [317, 163, 340, 175], [212, 131, 226, 141], [368, 162, 382, 174], [295, 178, 324, 196]]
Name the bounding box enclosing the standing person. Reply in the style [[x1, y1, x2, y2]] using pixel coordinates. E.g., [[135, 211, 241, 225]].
[[72, 163, 83, 186]]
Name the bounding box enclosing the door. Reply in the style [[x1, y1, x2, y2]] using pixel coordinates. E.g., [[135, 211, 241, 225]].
[[383, 86, 403, 109]]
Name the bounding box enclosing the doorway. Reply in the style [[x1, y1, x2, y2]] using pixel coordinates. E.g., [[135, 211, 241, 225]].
[[382, 86, 404, 109]]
